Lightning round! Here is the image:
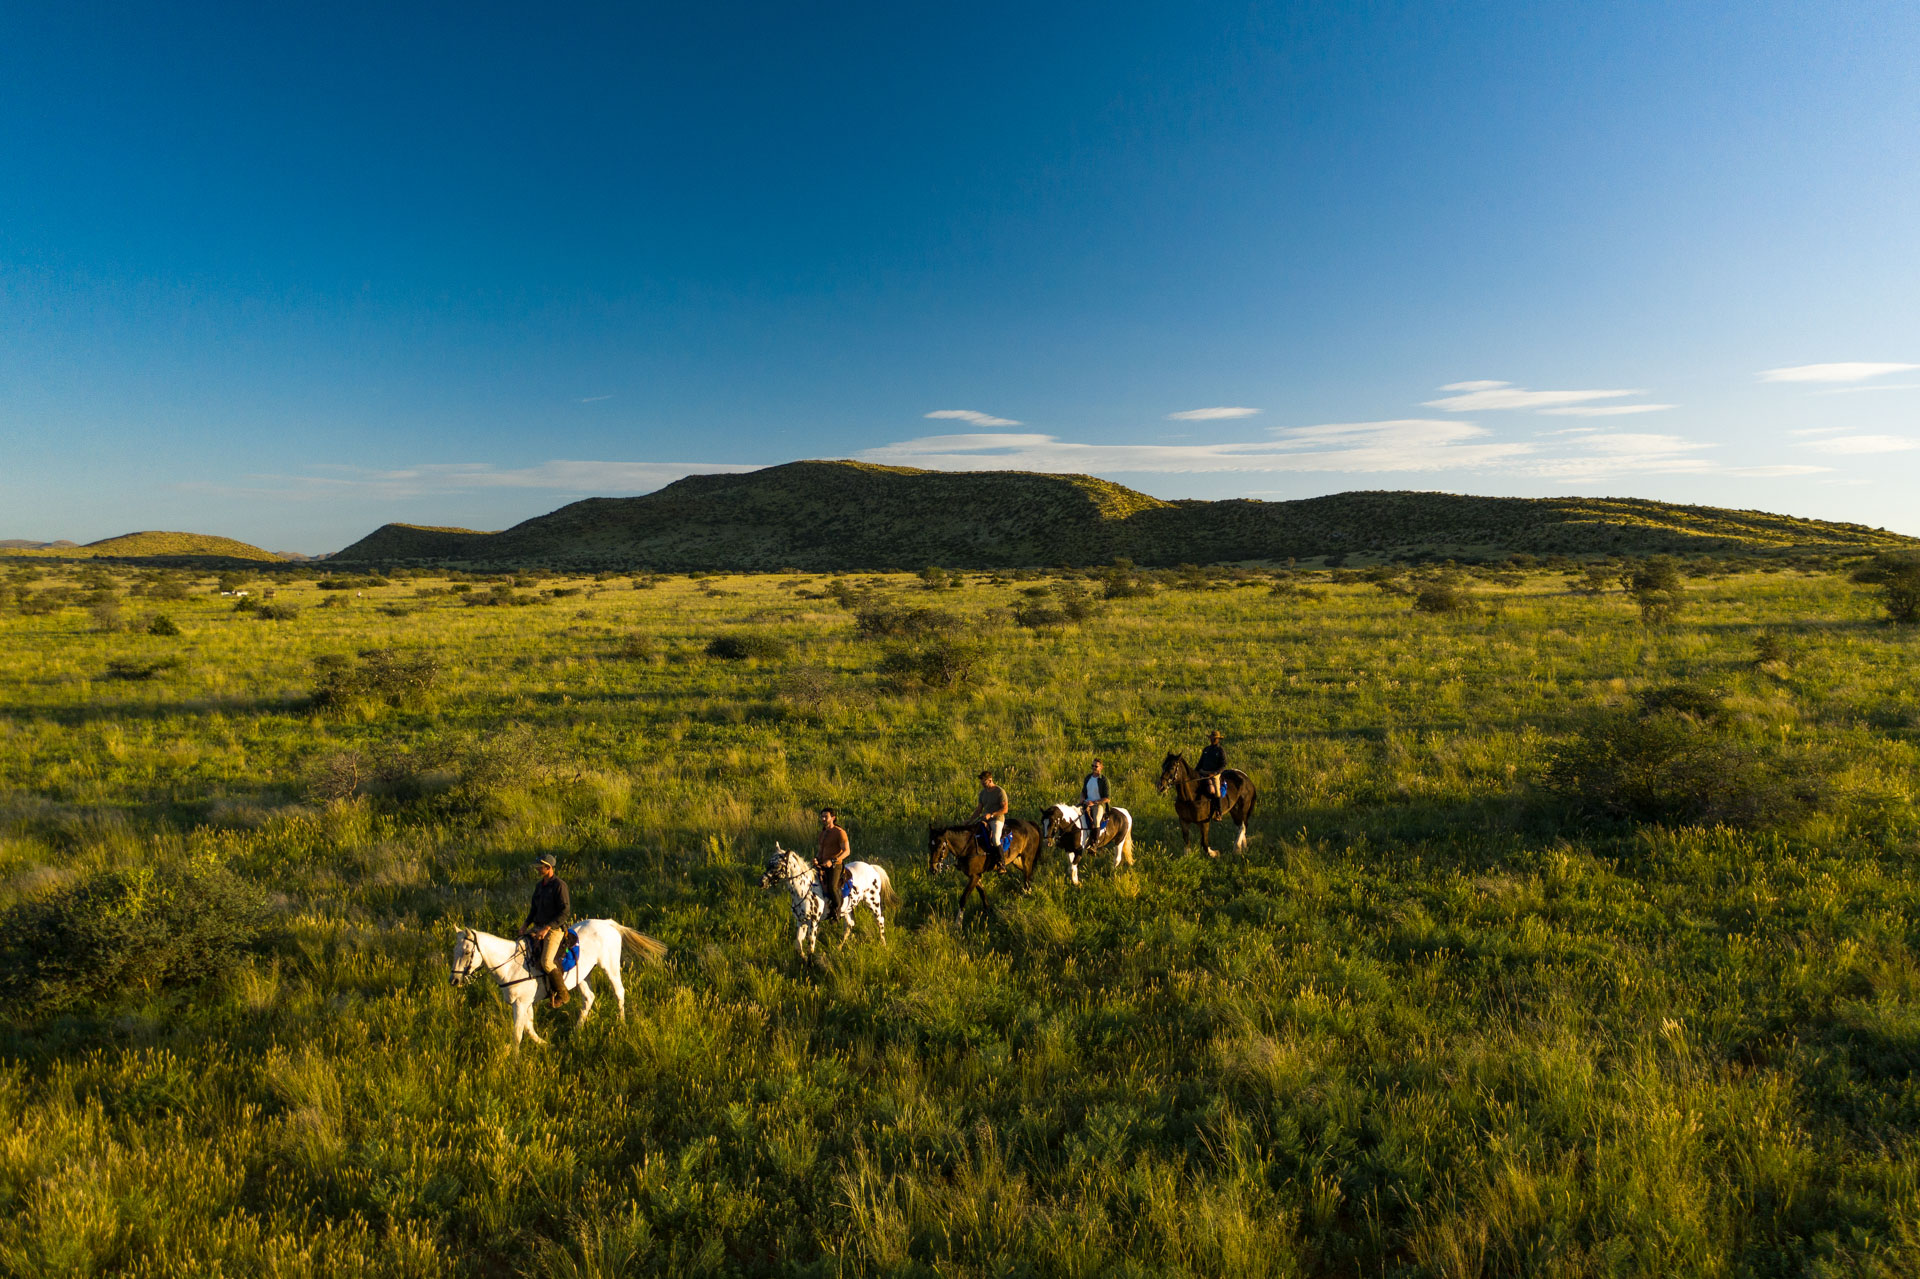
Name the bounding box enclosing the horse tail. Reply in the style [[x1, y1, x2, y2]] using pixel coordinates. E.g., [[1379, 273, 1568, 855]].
[[1119, 813, 1135, 864], [1239, 778, 1258, 828], [613, 923, 669, 966], [877, 867, 900, 911]]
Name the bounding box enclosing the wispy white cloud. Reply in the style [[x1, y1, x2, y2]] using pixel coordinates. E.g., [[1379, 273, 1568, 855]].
[[1788, 426, 1849, 436], [1538, 403, 1675, 417], [861, 421, 1528, 474], [1817, 381, 1920, 395], [1424, 381, 1645, 412], [1167, 406, 1259, 421], [181, 460, 760, 502], [925, 409, 1021, 427], [1797, 434, 1920, 455], [1759, 362, 1919, 384], [577, 394, 614, 403]]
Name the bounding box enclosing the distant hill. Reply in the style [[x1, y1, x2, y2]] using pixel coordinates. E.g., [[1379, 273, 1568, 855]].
[[2, 531, 283, 564], [328, 461, 1919, 571]]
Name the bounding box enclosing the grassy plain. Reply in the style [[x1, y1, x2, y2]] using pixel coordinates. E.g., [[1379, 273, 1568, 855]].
[[0, 563, 1916, 1276]]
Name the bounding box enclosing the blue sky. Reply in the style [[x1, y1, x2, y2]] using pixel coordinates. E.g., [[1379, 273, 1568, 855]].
[[3, 1, 1917, 552]]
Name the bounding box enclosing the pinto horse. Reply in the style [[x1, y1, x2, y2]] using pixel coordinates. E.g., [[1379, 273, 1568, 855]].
[[450, 919, 667, 1047], [1039, 802, 1134, 885], [759, 843, 899, 958], [927, 819, 1043, 920], [1156, 753, 1256, 856]]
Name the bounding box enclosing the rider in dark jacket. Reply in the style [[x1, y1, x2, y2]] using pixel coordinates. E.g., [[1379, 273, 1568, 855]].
[[522, 854, 572, 1007], [1197, 731, 1228, 803]]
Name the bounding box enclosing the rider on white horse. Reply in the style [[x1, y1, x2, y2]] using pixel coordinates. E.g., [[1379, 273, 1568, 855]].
[[1081, 759, 1110, 842], [815, 808, 851, 919], [520, 853, 571, 1007]]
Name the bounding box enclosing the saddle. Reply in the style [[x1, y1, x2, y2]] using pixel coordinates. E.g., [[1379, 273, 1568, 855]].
[[974, 825, 1014, 856], [522, 926, 582, 974]]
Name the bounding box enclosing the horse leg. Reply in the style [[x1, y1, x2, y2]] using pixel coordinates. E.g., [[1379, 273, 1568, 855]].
[[1069, 847, 1080, 886], [872, 897, 887, 945], [606, 955, 628, 1022], [794, 922, 808, 959], [839, 901, 856, 948], [574, 965, 595, 1025], [517, 999, 545, 1046], [1203, 819, 1217, 858]]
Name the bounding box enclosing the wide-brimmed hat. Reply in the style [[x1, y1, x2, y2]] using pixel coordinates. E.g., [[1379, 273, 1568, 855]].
[[536, 853, 557, 868], [1208, 730, 1224, 741]]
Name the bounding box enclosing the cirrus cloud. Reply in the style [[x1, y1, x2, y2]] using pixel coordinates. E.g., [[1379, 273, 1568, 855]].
[[1167, 406, 1259, 420], [1424, 381, 1647, 412], [1759, 362, 1919, 384], [924, 409, 1021, 427], [1797, 434, 1919, 455]]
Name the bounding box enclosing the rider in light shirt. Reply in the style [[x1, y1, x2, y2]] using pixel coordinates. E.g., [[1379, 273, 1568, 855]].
[[1081, 760, 1109, 844]]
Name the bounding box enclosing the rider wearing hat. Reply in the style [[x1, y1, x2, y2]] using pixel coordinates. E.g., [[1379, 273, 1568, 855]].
[[1197, 731, 1228, 807], [521, 853, 572, 1007], [815, 808, 851, 920]]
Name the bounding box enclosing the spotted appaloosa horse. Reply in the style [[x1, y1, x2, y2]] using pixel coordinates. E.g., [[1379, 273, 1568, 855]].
[[450, 920, 668, 1047], [759, 843, 898, 958], [1157, 753, 1256, 856], [1039, 802, 1134, 885]]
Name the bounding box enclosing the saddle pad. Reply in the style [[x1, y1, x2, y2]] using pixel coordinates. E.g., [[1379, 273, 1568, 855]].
[[560, 943, 581, 974]]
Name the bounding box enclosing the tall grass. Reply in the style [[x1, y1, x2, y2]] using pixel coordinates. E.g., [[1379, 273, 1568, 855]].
[[0, 564, 1915, 1274]]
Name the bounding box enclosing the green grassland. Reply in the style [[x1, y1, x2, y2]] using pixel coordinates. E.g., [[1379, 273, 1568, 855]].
[[1, 560, 1916, 1276]]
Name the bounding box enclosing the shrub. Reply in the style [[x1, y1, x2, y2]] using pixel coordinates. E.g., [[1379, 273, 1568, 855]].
[[1540, 707, 1831, 828], [254, 602, 299, 621], [148, 614, 182, 636], [0, 863, 270, 1015], [1852, 552, 1920, 624], [856, 604, 960, 639], [706, 632, 791, 661], [1636, 682, 1724, 721], [1269, 580, 1325, 601], [879, 638, 980, 689], [311, 648, 440, 711], [105, 656, 181, 681], [616, 632, 655, 661], [316, 575, 388, 590], [1753, 632, 1790, 666], [1411, 579, 1476, 614], [1628, 555, 1685, 624]]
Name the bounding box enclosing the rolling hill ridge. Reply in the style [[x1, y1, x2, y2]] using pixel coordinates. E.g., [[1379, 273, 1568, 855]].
[[329, 461, 1919, 571], [1, 531, 285, 563]]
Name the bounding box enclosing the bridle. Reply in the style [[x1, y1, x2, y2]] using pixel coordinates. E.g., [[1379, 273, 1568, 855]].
[[450, 927, 543, 990]]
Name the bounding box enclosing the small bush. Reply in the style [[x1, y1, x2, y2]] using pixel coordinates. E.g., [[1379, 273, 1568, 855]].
[[1269, 581, 1325, 601], [1852, 552, 1920, 624], [254, 602, 299, 621], [147, 614, 182, 636], [706, 632, 791, 661], [0, 863, 270, 1015], [311, 648, 440, 712], [1636, 682, 1724, 722], [1753, 631, 1790, 666], [856, 604, 960, 639], [616, 632, 655, 661], [105, 656, 181, 681], [1541, 708, 1831, 829], [1411, 580, 1476, 614], [88, 597, 125, 632], [317, 576, 389, 590], [879, 638, 980, 689], [1628, 556, 1685, 624]]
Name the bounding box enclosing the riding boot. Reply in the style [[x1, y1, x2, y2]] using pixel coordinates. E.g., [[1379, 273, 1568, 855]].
[[545, 965, 569, 1007]]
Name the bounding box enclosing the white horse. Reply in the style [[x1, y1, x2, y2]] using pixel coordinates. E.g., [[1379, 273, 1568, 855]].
[[450, 919, 667, 1047], [759, 842, 898, 957], [1040, 802, 1134, 885]]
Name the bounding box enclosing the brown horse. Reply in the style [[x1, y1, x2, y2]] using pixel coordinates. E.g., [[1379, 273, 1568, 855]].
[[927, 820, 1044, 920], [1156, 753, 1256, 856]]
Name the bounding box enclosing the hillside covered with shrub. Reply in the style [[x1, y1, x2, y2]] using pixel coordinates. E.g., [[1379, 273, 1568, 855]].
[[1, 530, 283, 564], [332, 460, 1917, 571]]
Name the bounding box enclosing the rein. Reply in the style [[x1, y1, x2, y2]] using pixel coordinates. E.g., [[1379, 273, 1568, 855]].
[[455, 928, 545, 990]]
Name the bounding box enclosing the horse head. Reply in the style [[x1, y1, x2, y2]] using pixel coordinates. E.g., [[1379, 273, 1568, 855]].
[[927, 825, 953, 874], [449, 928, 478, 987], [760, 842, 800, 889], [1157, 752, 1188, 793]]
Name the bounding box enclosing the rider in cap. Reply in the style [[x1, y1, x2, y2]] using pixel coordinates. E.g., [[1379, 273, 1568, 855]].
[[815, 808, 851, 920], [1081, 759, 1110, 847], [969, 769, 1010, 868], [1197, 730, 1228, 805], [521, 853, 572, 1007]]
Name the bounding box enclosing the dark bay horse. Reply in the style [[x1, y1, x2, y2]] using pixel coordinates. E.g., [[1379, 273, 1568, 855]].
[[927, 820, 1044, 920], [1156, 753, 1256, 856]]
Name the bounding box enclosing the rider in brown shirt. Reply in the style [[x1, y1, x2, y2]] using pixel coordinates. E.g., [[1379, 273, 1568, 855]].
[[815, 808, 851, 919], [970, 770, 1009, 865]]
